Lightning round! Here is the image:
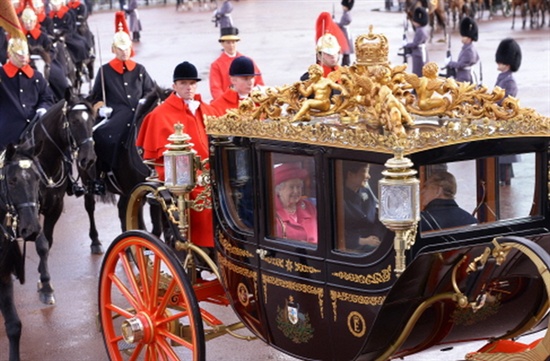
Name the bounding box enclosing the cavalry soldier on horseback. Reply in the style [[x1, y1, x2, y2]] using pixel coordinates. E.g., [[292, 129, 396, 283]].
[[49, 0, 92, 70], [0, 36, 55, 149], [20, 6, 71, 100], [32, 0, 54, 35], [89, 12, 154, 177]]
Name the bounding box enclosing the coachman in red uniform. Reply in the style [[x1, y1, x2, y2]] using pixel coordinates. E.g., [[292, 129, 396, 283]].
[[136, 61, 217, 248]]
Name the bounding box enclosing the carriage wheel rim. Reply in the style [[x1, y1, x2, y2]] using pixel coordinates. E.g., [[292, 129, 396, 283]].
[[98, 231, 205, 361]]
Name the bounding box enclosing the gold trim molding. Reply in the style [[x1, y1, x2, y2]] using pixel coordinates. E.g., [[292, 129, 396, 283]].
[[332, 264, 392, 285], [263, 256, 321, 274], [262, 274, 324, 318], [330, 290, 386, 322], [218, 233, 254, 259]]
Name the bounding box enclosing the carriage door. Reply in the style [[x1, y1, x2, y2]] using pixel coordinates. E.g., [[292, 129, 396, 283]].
[[256, 150, 331, 360]]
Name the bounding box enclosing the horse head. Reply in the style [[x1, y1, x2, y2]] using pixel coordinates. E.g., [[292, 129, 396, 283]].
[[65, 93, 97, 172], [0, 143, 42, 244], [134, 83, 173, 132]]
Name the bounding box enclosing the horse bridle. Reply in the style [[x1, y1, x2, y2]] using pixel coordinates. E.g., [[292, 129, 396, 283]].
[[27, 101, 93, 189], [0, 155, 40, 240]]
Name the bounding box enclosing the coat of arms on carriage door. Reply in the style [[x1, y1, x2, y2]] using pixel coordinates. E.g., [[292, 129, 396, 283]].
[[276, 296, 314, 343]]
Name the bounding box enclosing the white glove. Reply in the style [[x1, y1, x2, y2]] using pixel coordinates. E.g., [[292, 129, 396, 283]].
[[444, 56, 451, 66], [36, 108, 47, 117], [98, 106, 113, 118]]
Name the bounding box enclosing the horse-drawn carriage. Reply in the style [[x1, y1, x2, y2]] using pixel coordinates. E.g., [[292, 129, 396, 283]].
[[97, 28, 550, 360]]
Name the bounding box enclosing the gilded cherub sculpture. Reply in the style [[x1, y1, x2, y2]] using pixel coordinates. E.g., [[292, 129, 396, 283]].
[[292, 64, 348, 122]]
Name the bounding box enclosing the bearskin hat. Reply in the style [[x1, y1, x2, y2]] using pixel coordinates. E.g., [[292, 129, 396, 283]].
[[341, 0, 354, 10], [413, 7, 428, 27], [496, 38, 522, 72], [460, 17, 478, 41]]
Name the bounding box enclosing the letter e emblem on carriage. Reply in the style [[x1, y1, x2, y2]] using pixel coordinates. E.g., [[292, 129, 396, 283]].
[[237, 282, 250, 307], [347, 311, 366, 338], [287, 296, 299, 325]]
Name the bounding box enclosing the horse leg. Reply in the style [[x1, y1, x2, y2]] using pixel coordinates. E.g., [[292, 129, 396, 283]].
[[34, 232, 55, 305], [84, 193, 104, 254], [0, 275, 22, 361]]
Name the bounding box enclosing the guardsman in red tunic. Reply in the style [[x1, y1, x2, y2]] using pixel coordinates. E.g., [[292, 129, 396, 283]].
[[89, 12, 154, 172], [0, 37, 55, 149], [136, 61, 217, 248], [210, 56, 260, 115], [209, 27, 263, 101]]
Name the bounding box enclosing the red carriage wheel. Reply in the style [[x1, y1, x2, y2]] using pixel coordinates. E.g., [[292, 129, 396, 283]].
[[98, 230, 205, 361]]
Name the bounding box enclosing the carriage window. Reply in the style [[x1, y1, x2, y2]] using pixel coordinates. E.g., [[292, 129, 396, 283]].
[[334, 160, 389, 254], [419, 153, 537, 233], [223, 147, 254, 230], [269, 154, 317, 246]]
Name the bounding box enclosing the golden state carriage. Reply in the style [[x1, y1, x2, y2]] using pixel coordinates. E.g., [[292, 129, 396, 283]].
[[97, 27, 550, 360]]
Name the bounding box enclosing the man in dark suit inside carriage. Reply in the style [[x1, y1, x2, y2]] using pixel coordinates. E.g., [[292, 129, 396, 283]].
[[88, 12, 154, 176], [0, 36, 55, 149]]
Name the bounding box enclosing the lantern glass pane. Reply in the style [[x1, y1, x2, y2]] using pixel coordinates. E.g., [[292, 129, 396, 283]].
[[379, 184, 414, 222], [175, 154, 193, 186], [164, 154, 174, 184]]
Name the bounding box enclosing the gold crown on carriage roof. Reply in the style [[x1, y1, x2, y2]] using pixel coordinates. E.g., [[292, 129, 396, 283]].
[[354, 25, 389, 67]]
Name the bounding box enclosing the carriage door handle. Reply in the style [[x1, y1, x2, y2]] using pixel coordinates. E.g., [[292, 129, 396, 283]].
[[256, 248, 268, 260]]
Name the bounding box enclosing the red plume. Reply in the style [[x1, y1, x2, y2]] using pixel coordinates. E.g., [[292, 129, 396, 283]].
[[114, 11, 129, 35], [315, 12, 349, 54]]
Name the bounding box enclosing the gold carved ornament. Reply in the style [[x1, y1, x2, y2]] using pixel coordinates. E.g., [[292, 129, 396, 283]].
[[206, 26, 549, 154]]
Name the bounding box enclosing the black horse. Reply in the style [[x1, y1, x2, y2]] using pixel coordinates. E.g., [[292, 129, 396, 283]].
[[19, 95, 96, 304], [0, 143, 42, 361], [81, 85, 172, 253]]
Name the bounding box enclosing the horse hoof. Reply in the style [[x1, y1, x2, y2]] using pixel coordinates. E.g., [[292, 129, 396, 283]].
[[39, 292, 56, 305], [91, 244, 104, 255], [37, 281, 56, 305]]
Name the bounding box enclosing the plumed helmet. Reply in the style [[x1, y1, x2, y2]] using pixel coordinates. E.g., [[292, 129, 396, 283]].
[[274, 163, 308, 186], [413, 7, 428, 27], [173, 61, 201, 82], [32, 0, 45, 12], [496, 38, 522, 72], [113, 11, 132, 51], [341, 0, 354, 10], [21, 7, 38, 30], [229, 56, 260, 77], [315, 12, 348, 54], [219, 27, 240, 42], [49, 0, 65, 10], [8, 37, 29, 58], [460, 17, 478, 41], [316, 33, 341, 55]]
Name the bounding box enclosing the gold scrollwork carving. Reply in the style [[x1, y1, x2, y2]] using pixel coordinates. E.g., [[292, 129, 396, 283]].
[[262, 275, 324, 319], [218, 256, 258, 301], [330, 290, 386, 322], [331, 264, 392, 285], [218, 233, 254, 259], [262, 257, 321, 274]]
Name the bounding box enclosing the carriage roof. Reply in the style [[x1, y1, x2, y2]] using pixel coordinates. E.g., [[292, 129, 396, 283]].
[[206, 26, 550, 155]]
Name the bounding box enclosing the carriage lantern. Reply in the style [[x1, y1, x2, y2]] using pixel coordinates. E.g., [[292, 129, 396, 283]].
[[163, 123, 198, 194], [378, 148, 420, 277]]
